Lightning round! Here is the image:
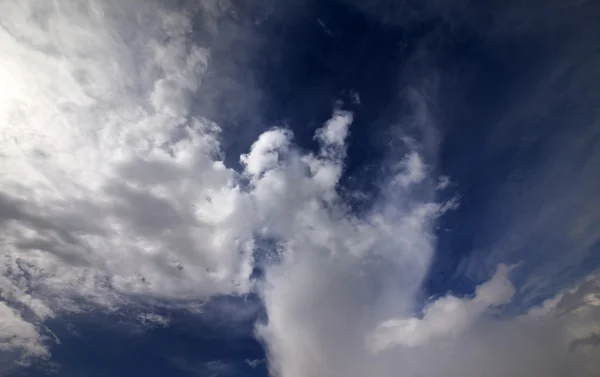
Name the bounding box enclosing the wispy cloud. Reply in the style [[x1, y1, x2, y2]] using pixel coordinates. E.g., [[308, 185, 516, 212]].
[[169, 357, 235, 377]]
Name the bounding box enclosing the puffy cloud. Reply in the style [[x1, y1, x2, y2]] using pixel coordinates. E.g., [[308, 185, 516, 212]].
[[314, 110, 352, 147], [255, 115, 455, 377], [0, 0, 442, 364], [241, 129, 293, 177], [2, 1, 599, 376], [0, 4, 469, 368], [259, 258, 600, 377], [368, 264, 515, 352]]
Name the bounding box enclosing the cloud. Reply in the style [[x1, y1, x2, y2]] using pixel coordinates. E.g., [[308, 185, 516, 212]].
[[168, 357, 235, 377], [240, 129, 293, 177], [0, 1, 449, 365], [137, 313, 170, 328], [367, 264, 515, 352], [436, 175, 450, 190], [259, 259, 600, 377], [0, 302, 49, 359], [314, 110, 353, 147], [1, 1, 599, 376], [254, 96, 459, 377], [0, 0, 259, 363], [245, 358, 265, 368]]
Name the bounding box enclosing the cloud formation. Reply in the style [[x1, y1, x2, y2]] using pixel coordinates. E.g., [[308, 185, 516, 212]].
[[1, 0, 599, 376], [0, 0, 255, 363], [260, 263, 600, 377], [0, 0, 445, 365]]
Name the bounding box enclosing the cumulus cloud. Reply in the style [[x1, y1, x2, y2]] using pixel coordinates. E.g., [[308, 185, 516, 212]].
[[0, 0, 446, 365], [255, 97, 461, 377], [1, 0, 599, 376], [314, 110, 352, 147], [367, 264, 515, 352], [259, 261, 600, 377]]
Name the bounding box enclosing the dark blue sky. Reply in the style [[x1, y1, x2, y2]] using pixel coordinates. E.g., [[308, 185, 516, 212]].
[[24, 299, 266, 377]]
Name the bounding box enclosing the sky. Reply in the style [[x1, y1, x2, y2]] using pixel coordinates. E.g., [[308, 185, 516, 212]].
[[1, 0, 600, 376]]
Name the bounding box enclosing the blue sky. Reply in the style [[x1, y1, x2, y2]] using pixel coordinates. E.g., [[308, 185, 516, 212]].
[[1, 0, 600, 376]]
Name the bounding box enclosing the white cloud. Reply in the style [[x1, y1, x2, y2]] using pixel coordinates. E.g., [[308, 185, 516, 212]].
[[368, 264, 515, 352], [0, 302, 49, 359], [255, 122, 453, 377], [259, 258, 600, 377], [0, 274, 55, 320], [0, 0, 443, 364], [0, 0, 255, 361], [249, 85, 600, 377], [241, 129, 293, 177], [1, 1, 599, 376], [392, 151, 427, 188], [314, 110, 352, 147]]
